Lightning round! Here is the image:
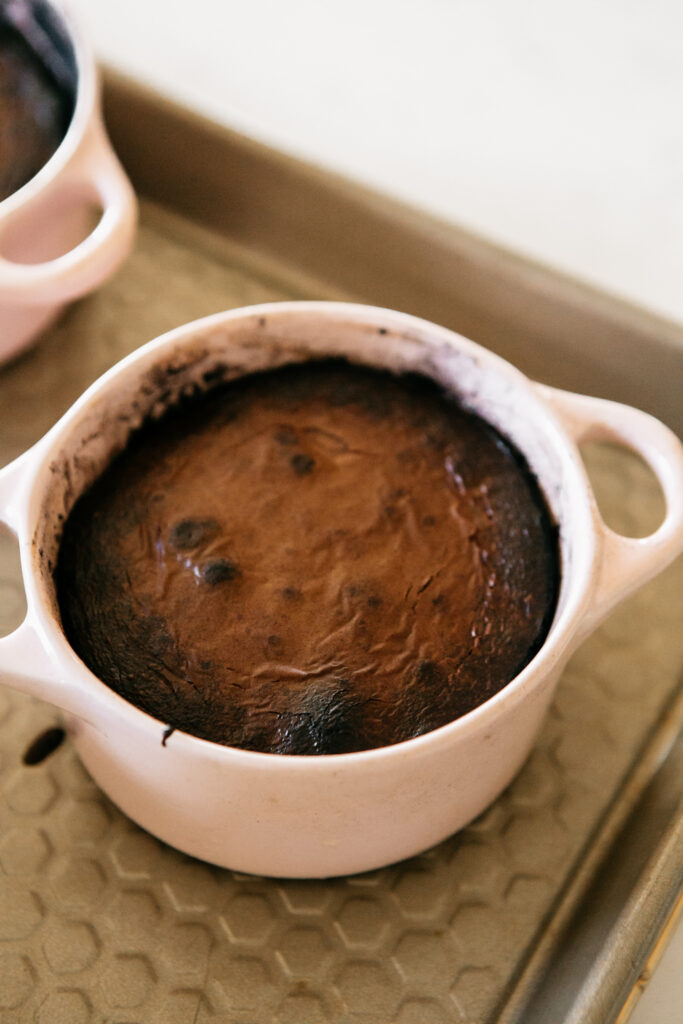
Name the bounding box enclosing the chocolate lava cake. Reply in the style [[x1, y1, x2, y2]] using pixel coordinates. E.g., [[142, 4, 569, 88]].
[[56, 360, 559, 754], [0, 11, 75, 201]]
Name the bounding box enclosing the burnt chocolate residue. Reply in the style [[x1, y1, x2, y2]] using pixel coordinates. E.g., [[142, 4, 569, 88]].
[[56, 360, 559, 755]]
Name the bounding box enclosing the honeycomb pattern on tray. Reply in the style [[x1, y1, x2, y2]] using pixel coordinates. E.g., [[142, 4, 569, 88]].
[[0, 207, 681, 1024]]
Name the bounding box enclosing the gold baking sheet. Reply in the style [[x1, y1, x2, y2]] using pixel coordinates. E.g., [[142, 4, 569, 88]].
[[0, 85, 682, 1024]]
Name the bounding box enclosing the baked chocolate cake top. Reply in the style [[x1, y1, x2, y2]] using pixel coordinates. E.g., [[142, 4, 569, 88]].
[[0, 13, 75, 201], [56, 360, 559, 754]]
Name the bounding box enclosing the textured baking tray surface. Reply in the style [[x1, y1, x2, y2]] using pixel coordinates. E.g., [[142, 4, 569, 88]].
[[0, 204, 681, 1024]]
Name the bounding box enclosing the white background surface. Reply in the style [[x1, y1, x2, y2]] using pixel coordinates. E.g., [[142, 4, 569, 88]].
[[71, 2, 683, 1021], [72, 0, 683, 328]]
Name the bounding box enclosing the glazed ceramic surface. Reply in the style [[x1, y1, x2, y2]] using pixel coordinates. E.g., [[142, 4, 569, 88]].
[[0, 302, 681, 877], [0, 0, 136, 363]]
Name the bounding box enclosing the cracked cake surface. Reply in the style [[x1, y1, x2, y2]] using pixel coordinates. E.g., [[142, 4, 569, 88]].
[[56, 360, 559, 754]]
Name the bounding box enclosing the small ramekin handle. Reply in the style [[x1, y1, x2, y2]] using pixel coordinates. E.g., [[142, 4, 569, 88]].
[[0, 452, 95, 717], [537, 384, 683, 633], [0, 617, 69, 705], [0, 117, 136, 306], [0, 452, 60, 706], [0, 449, 34, 533]]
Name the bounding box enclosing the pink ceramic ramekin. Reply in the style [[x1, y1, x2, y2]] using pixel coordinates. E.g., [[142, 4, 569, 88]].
[[0, 0, 136, 363], [0, 302, 681, 877]]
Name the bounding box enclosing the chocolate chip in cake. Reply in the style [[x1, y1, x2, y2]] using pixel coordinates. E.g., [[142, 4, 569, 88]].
[[290, 452, 315, 476], [169, 517, 220, 550], [275, 426, 298, 445], [201, 559, 240, 585]]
